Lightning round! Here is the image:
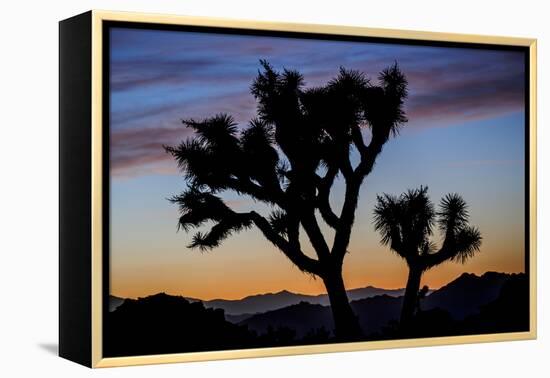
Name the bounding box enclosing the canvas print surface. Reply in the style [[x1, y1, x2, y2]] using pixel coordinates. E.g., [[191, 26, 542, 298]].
[[105, 24, 529, 357]]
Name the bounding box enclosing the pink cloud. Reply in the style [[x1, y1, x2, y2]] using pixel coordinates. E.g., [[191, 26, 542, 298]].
[[110, 126, 194, 178]]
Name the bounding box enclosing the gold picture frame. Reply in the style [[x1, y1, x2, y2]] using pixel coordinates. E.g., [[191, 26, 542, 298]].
[[59, 10, 537, 368]]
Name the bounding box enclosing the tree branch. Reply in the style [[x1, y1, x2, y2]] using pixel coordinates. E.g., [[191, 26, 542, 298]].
[[315, 168, 340, 228], [286, 213, 301, 252], [332, 131, 389, 263], [424, 226, 481, 268], [188, 213, 253, 251], [227, 176, 286, 208], [351, 126, 368, 160], [354, 132, 386, 179], [340, 147, 354, 180], [422, 246, 455, 269], [250, 211, 321, 275], [331, 178, 361, 264], [301, 210, 331, 261], [389, 228, 404, 257]]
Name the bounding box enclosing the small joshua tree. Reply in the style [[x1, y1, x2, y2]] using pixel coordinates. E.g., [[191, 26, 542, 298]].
[[373, 186, 482, 328], [165, 60, 408, 340]]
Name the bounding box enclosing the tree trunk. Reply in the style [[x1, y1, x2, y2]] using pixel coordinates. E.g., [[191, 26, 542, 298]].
[[400, 266, 423, 329], [322, 268, 362, 340]]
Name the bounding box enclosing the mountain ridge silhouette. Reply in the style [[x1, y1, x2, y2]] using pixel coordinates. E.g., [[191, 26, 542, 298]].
[[110, 285, 406, 315], [238, 271, 523, 336], [105, 271, 527, 357], [109, 271, 521, 325]]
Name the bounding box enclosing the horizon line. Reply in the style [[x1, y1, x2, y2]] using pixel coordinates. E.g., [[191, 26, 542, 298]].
[[110, 269, 525, 301]]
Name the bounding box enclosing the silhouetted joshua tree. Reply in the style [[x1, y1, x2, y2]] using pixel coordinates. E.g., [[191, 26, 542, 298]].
[[165, 60, 408, 340], [373, 186, 482, 328]]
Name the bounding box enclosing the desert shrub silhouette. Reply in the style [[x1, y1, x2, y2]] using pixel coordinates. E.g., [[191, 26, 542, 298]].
[[105, 293, 255, 356], [106, 293, 340, 356]]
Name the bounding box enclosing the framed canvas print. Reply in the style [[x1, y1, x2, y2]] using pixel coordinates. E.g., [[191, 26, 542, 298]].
[[59, 10, 537, 368]]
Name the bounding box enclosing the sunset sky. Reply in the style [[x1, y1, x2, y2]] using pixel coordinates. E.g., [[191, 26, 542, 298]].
[[109, 26, 526, 300]]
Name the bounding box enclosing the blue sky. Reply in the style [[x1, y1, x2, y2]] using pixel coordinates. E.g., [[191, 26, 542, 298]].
[[108, 26, 526, 299]]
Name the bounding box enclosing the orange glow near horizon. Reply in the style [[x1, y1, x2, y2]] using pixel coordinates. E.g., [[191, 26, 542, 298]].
[[111, 238, 525, 300], [111, 261, 525, 301], [110, 189, 525, 300]]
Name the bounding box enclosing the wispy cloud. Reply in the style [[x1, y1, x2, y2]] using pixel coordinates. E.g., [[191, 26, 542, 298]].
[[110, 126, 194, 177], [109, 27, 525, 178], [404, 54, 524, 127]]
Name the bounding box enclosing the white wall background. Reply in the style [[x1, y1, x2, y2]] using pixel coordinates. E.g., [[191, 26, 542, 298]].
[[0, 0, 547, 376]]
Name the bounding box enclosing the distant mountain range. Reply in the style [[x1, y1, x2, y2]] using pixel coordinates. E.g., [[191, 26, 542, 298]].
[[106, 271, 528, 356], [198, 286, 405, 315], [109, 272, 521, 338], [239, 272, 523, 337], [421, 271, 511, 319], [110, 285, 405, 315]]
